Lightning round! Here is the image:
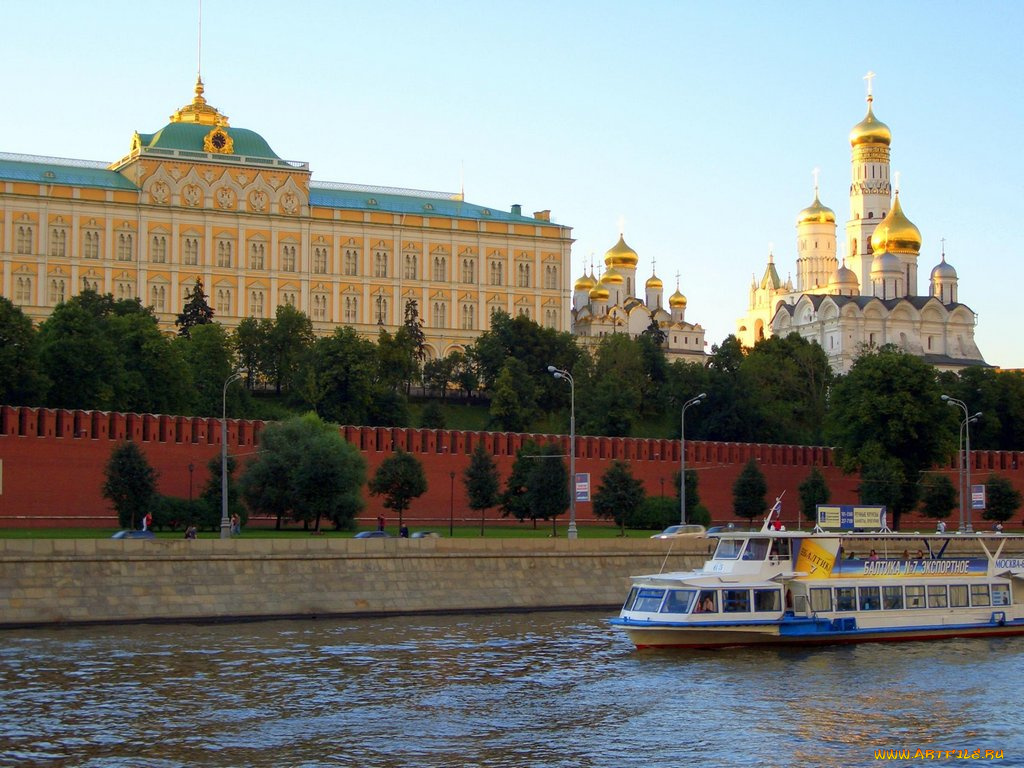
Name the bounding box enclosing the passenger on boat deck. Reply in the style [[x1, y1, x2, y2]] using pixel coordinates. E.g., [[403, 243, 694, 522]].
[[847, 551, 858, 560], [937, 520, 946, 534], [869, 549, 878, 561], [901, 549, 910, 560], [696, 594, 715, 613], [915, 549, 925, 560]]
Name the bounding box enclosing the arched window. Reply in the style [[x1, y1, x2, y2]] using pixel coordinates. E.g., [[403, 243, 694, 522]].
[[344, 249, 360, 276], [217, 240, 232, 268], [183, 236, 200, 266], [50, 228, 67, 257], [404, 253, 418, 280], [314, 247, 328, 274], [151, 235, 167, 264], [374, 251, 389, 278], [461, 303, 475, 330], [433, 256, 447, 282], [461, 258, 475, 283]]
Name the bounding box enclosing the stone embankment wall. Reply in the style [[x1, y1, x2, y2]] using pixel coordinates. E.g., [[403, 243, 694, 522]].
[[0, 537, 710, 628]]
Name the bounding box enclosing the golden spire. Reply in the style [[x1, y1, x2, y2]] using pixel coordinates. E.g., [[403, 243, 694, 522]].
[[170, 76, 230, 126]]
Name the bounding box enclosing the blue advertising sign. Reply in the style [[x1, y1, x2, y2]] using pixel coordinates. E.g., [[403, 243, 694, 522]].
[[971, 484, 986, 510], [575, 473, 590, 502], [816, 504, 887, 531]]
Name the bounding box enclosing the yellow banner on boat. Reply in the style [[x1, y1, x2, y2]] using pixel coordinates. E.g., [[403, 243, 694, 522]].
[[795, 538, 839, 579]]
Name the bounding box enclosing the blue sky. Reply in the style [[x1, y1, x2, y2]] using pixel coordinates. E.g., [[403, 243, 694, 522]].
[[4, 1, 1022, 368]]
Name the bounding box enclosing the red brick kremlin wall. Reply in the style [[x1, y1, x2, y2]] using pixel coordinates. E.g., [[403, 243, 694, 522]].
[[1, 406, 1022, 530]]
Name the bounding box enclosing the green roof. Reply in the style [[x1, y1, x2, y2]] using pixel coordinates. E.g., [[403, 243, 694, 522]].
[[309, 182, 543, 223], [0, 153, 137, 190], [139, 123, 279, 159]]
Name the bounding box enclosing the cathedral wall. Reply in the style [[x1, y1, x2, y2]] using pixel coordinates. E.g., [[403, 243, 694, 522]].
[[2, 406, 1021, 532]]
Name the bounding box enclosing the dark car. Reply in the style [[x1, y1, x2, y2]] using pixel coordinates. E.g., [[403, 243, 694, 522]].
[[705, 524, 737, 535], [354, 530, 393, 539], [111, 530, 156, 539]]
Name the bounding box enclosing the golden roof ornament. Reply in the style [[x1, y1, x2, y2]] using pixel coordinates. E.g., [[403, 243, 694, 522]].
[[171, 76, 230, 126]]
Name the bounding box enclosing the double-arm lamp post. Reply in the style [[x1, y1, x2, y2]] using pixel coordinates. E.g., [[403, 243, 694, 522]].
[[680, 393, 706, 525], [941, 394, 981, 534], [221, 369, 246, 539], [547, 365, 577, 540]]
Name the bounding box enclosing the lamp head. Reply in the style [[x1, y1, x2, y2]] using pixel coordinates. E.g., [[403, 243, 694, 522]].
[[940, 394, 951, 403], [547, 365, 556, 373], [697, 392, 707, 400]]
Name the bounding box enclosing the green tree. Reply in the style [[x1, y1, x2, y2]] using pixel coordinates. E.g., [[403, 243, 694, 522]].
[[300, 326, 378, 425], [0, 296, 47, 405], [450, 350, 480, 399], [593, 460, 646, 535], [233, 316, 272, 390], [377, 327, 419, 396], [919, 474, 956, 521], [420, 401, 446, 429], [177, 323, 246, 417], [102, 441, 158, 530], [798, 467, 831, 523], [578, 334, 643, 436], [732, 458, 767, 523], [701, 335, 764, 442], [267, 304, 314, 396], [368, 449, 427, 529], [490, 358, 537, 432], [825, 345, 952, 531], [240, 414, 366, 532], [464, 442, 500, 535], [983, 474, 1022, 525], [199, 454, 245, 532], [500, 441, 568, 533], [402, 299, 428, 365], [422, 355, 456, 399], [175, 278, 215, 337]]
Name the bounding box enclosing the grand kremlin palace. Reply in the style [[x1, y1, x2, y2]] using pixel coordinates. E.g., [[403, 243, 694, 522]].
[[0, 79, 572, 357]]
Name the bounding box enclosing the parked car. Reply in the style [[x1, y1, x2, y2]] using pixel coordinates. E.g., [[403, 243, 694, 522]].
[[705, 523, 737, 535], [651, 524, 707, 539], [354, 530, 392, 539], [411, 531, 439, 539], [111, 530, 156, 539]]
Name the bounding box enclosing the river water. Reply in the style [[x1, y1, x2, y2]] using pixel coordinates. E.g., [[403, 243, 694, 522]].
[[0, 611, 1019, 767]]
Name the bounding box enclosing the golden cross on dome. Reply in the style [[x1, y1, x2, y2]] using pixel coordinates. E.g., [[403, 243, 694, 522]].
[[864, 71, 876, 100], [894, 170, 901, 194], [812, 167, 820, 194]]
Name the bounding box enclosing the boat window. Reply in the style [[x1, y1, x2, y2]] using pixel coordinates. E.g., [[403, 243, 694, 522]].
[[906, 585, 925, 609], [694, 590, 718, 613], [713, 539, 744, 560], [809, 587, 832, 612], [992, 584, 1010, 607], [753, 589, 781, 612], [835, 587, 856, 611], [858, 586, 880, 611], [927, 585, 948, 608], [970, 584, 991, 607], [622, 587, 639, 611], [632, 588, 667, 612], [661, 589, 697, 614], [882, 586, 904, 610], [742, 539, 770, 561], [723, 589, 751, 612], [770, 539, 791, 560], [949, 584, 969, 608]]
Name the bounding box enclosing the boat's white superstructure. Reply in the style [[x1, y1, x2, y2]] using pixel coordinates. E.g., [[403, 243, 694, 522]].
[[611, 509, 1024, 649]]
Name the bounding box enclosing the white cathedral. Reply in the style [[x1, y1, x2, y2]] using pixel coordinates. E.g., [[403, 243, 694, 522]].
[[737, 78, 987, 373], [571, 235, 707, 363]]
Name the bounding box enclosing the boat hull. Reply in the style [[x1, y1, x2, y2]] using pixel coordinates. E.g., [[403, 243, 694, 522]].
[[613, 618, 1024, 650]]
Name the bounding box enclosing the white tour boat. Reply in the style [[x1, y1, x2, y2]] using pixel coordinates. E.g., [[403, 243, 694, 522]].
[[610, 502, 1024, 649]]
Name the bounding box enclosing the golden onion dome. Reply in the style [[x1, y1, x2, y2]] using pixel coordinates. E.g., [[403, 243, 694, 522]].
[[589, 283, 610, 301], [646, 273, 663, 289], [604, 235, 639, 269], [668, 289, 687, 309], [601, 266, 625, 285], [870, 193, 921, 254], [850, 100, 891, 146], [797, 192, 836, 225], [574, 272, 596, 292]]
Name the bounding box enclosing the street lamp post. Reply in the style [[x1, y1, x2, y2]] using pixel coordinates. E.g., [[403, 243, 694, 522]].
[[547, 365, 577, 540], [188, 462, 195, 503], [680, 393, 706, 525], [221, 369, 246, 539], [449, 471, 455, 537], [941, 395, 982, 533]]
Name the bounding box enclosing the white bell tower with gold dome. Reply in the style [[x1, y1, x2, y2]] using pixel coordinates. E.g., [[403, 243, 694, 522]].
[[845, 72, 893, 294], [795, 169, 838, 292]]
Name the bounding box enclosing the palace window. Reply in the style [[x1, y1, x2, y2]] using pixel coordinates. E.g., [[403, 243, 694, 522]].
[[183, 236, 200, 266], [312, 293, 328, 321], [48, 278, 66, 305], [115, 281, 133, 300], [216, 288, 232, 315], [544, 308, 559, 328], [281, 244, 297, 272], [313, 247, 328, 275], [116, 232, 134, 261], [150, 284, 166, 312], [250, 289, 266, 318], [82, 277, 100, 292], [517, 306, 531, 320], [16, 224, 33, 255], [374, 296, 388, 324], [14, 277, 32, 304], [432, 256, 446, 282], [517, 263, 531, 288], [374, 250, 389, 278], [83, 230, 101, 259], [151, 235, 167, 264], [543, 264, 558, 290], [344, 248, 359, 276], [404, 253, 418, 280], [489, 260, 504, 286], [460, 303, 475, 330], [282, 291, 297, 308], [343, 296, 359, 324], [461, 258, 475, 283], [432, 301, 448, 327], [50, 227, 67, 258], [216, 239, 232, 268], [249, 242, 266, 270]]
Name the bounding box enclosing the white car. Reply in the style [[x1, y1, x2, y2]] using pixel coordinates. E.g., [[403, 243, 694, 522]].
[[650, 524, 707, 539]]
